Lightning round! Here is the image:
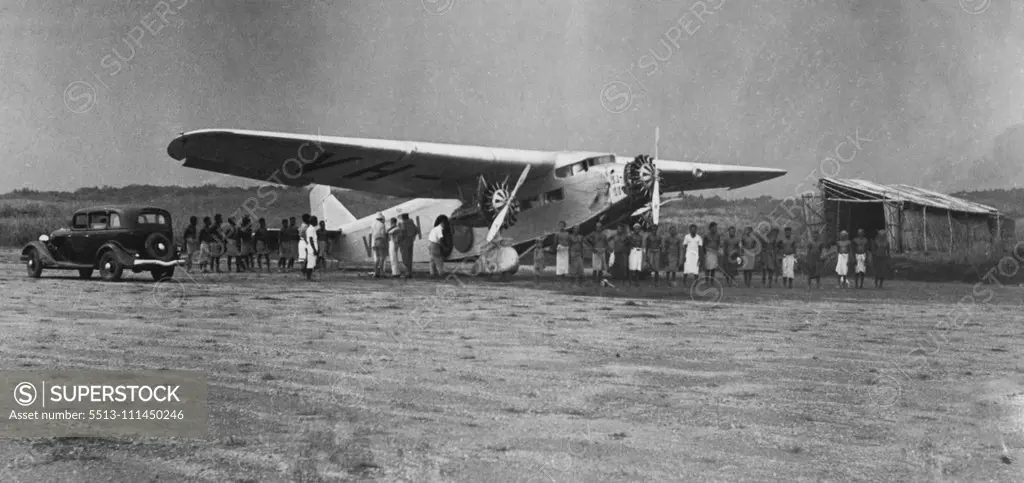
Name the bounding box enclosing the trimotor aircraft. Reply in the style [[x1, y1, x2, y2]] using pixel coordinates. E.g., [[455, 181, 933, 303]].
[[166, 129, 785, 274]]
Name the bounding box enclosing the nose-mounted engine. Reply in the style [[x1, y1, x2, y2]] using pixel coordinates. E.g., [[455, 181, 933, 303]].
[[624, 154, 661, 200], [624, 154, 664, 230]]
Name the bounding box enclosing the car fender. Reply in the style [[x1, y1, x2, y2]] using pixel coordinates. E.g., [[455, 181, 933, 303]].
[[96, 241, 137, 267], [21, 241, 57, 266]]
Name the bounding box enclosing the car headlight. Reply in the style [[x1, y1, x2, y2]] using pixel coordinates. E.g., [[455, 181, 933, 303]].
[[38, 235, 49, 242]]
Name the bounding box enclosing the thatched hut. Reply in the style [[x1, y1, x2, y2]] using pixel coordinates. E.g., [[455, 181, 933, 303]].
[[800, 178, 1014, 264]]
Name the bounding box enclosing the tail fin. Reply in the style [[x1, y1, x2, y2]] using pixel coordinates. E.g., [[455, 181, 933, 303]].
[[309, 184, 357, 230]]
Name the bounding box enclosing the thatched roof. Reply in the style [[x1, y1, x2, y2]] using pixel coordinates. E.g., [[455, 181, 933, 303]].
[[819, 177, 999, 216]]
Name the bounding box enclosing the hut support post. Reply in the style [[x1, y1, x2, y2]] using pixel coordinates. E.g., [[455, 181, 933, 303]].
[[923, 206, 927, 252], [947, 210, 953, 254], [996, 215, 1002, 252]]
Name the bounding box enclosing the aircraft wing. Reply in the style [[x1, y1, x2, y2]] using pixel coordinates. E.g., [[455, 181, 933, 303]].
[[166, 129, 557, 198], [656, 160, 786, 192]]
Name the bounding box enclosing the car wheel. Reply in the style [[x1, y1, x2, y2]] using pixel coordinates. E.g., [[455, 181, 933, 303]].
[[150, 267, 174, 281], [98, 252, 123, 282], [78, 268, 93, 279], [25, 248, 43, 278]]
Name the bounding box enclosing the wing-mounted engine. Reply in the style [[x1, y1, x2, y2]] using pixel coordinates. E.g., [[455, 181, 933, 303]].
[[449, 175, 522, 229]]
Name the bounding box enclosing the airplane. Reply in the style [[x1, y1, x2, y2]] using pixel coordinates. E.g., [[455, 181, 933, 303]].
[[166, 129, 786, 275]]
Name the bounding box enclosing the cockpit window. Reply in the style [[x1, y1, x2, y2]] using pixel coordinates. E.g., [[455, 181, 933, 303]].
[[555, 155, 615, 178]]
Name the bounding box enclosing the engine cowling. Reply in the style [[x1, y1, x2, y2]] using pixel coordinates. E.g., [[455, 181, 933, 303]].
[[624, 154, 660, 199], [479, 178, 521, 230]]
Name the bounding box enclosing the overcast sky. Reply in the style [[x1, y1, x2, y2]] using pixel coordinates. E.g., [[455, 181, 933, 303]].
[[2, 0, 1023, 198]]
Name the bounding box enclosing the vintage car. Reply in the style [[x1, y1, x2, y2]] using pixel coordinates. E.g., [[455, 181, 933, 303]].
[[21, 206, 185, 281]]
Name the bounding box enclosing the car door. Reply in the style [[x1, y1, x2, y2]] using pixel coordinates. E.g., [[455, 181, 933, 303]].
[[66, 213, 95, 264], [78, 211, 110, 264], [57, 213, 90, 262]]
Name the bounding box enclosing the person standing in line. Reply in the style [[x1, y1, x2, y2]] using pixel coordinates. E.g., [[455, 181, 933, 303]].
[[852, 228, 870, 289], [805, 231, 824, 289], [681, 224, 703, 286], [704, 222, 722, 284], [297, 214, 310, 272], [198, 216, 213, 273], [872, 228, 892, 288], [664, 225, 682, 286], [723, 226, 742, 287], [427, 215, 448, 278], [399, 213, 417, 278], [371, 213, 388, 278], [780, 226, 798, 289], [254, 218, 271, 272], [316, 220, 328, 271], [531, 235, 546, 285], [286, 217, 298, 270], [183, 216, 198, 272], [610, 224, 630, 281], [587, 222, 609, 282], [760, 227, 779, 288], [627, 223, 645, 288], [740, 226, 757, 287], [555, 221, 570, 277], [387, 217, 401, 276], [277, 219, 290, 271], [239, 216, 254, 272], [303, 215, 319, 281], [222, 217, 239, 272], [568, 225, 586, 287], [210, 214, 225, 273], [644, 224, 663, 286], [835, 230, 852, 288]]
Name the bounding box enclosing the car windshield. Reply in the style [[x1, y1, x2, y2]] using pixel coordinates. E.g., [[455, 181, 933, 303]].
[[137, 212, 169, 225]]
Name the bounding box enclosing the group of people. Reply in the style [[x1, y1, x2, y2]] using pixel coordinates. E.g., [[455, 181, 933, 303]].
[[534, 221, 893, 289], [181, 214, 328, 280], [367, 212, 434, 279]]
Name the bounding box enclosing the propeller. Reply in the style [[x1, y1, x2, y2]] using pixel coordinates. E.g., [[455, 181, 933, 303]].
[[485, 165, 531, 243]]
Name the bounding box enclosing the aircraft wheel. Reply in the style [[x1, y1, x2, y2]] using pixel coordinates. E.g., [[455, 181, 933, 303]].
[[26, 249, 43, 278]]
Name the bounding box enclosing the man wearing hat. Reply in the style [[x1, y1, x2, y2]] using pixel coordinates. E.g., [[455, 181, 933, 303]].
[[371, 213, 388, 278]]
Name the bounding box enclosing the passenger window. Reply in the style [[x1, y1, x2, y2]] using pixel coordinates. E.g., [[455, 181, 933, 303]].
[[137, 213, 169, 225], [108, 213, 121, 228], [89, 212, 108, 229], [546, 188, 564, 202], [72, 214, 88, 229]]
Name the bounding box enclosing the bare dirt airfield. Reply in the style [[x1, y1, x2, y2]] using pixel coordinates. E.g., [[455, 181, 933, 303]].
[[1, 249, 1023, 482]]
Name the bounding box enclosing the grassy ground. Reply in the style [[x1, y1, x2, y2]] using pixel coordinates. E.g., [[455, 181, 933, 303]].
[[1, 250, 1023, 481]]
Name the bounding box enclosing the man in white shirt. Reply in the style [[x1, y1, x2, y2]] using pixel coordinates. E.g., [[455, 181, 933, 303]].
[[371, 213, 388, 278], [681, 224, 703, 285], [304, 215, 319, 281], [427, 216, 447, 278]]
